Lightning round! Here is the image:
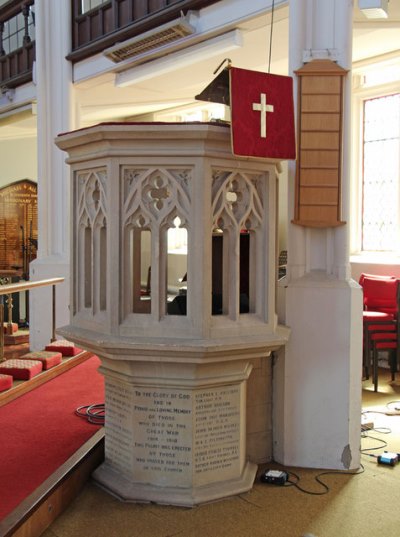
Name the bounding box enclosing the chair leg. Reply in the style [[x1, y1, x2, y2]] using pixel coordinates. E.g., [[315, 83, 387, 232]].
[[363, 331, 370, 380], [364, 348, 370, 380], [390, 349, 397, 381], [373, 347, 379, 392]]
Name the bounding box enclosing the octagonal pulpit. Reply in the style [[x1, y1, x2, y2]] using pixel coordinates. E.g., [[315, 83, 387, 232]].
[[55, 122, 288, 506]]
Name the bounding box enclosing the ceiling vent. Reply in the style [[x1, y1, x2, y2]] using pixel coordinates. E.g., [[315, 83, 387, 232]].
[[104, 17, 196, 63], [359, 0, 389, 19]]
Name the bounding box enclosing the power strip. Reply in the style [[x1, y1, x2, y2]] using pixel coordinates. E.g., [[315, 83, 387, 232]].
[[260, 469, 288, 485], [377, 452, 398, 466]]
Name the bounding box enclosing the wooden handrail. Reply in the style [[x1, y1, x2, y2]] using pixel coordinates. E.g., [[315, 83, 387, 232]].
[[0, 277, 64, 296], [0, 277, 65, 363]]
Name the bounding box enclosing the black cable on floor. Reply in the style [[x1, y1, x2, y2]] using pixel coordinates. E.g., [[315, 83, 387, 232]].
[[75, 403, 105, 425], [259, 464, 364, 496], [386, 400, 400, 413], [284, 465, 364, 496], [361, 431, 388, 453]]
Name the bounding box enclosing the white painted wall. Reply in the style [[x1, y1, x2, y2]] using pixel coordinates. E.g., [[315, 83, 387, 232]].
[[351, 260, 400, 282], [0, 138, 37, 186]]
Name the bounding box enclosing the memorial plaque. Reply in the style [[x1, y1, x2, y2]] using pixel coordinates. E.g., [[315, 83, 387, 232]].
[[105, 378, 244, 489], [0, 179, 38, 275], [131, 387, 193, 487], [105, 378, 135, 474], [193, 385, 241, 486]]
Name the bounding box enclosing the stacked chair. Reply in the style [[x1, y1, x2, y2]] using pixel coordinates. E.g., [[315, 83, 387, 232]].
[[360, 273, 400, 392]]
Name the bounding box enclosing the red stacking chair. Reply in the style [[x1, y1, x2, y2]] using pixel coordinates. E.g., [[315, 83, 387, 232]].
[[359, 272, 397, 287], [360, 274, 400, 391], [371, 330, 398, 392]]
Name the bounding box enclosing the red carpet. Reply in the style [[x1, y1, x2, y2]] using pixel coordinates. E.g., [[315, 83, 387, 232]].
[[0, 355, 104, 521]]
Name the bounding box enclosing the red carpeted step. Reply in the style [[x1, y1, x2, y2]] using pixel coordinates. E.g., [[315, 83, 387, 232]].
[[0, 374, 13, 392], [0, 359, 43, 380], [19, 350, 63, 370], [0, 355, 104, 521], [45, 339, 82, 356]]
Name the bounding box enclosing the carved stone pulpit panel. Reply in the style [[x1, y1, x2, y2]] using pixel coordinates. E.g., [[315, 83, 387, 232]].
[[56, 123, 289, 506]]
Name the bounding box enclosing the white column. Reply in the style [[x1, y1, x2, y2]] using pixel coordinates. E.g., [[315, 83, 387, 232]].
[[273, 0, 363, 470], [29, 0, 74, 350]]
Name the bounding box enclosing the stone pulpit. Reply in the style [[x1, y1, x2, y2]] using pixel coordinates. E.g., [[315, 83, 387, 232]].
[[55, 122, 289, 506]]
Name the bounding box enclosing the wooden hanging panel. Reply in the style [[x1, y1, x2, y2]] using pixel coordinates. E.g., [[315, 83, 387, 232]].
[[293, 59, 348, 227]]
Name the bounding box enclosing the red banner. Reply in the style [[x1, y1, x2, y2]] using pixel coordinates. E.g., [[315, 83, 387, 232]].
[[230, 67, 296, 160]]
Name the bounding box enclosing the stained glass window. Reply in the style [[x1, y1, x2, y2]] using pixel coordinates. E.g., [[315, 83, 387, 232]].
[[362, 94, 400, 252]]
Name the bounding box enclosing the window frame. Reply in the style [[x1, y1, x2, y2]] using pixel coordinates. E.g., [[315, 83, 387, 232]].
[[351, 68, 400, 262]]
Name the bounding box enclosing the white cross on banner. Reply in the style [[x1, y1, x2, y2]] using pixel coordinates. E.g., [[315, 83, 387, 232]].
[[230, 67, 296, 160], [252, 93, 274, 138]]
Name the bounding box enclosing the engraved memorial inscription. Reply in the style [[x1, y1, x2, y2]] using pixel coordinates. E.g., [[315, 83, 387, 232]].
[[194, 385, 241, 484], [132, 388, 193, 485]]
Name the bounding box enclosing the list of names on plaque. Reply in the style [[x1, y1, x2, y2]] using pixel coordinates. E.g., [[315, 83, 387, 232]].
[[105, 379, 135, 474], [106, 382, 244, 487], [132, 388, 192, 484], [0, 179, 38, 272], [194, 385, 241, 479]]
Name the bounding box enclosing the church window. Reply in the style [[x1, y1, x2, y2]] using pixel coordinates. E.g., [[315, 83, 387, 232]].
[[361, 93, 400, 252], [1, 6, 35, 55], [80, 0, 110, 14]]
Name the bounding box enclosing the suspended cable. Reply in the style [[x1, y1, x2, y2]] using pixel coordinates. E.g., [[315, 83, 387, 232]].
[[268, 0, 276, 73]]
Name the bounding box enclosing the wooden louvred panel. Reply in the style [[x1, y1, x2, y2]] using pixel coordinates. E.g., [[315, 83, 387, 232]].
[[293, 59, 348, 227]]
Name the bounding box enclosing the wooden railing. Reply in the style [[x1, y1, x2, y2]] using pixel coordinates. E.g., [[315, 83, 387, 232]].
[[0, 0, 35, 89], [68, 0, 220, 62], [0, 277, 64, 362]]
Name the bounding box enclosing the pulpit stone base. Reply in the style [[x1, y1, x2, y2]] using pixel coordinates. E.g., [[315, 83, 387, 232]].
[[85, 345, 267, 506], [93, 460, 257, 507]]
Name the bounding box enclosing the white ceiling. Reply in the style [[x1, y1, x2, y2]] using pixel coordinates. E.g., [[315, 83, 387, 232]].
[[2, 1, 400, 138], [353, 0, 400, 62], [75, 2, 400, 126], [76, 19, 290, 126]]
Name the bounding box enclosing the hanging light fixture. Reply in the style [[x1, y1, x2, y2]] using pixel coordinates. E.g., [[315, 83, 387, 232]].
[[359, 0, 389, 19]]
